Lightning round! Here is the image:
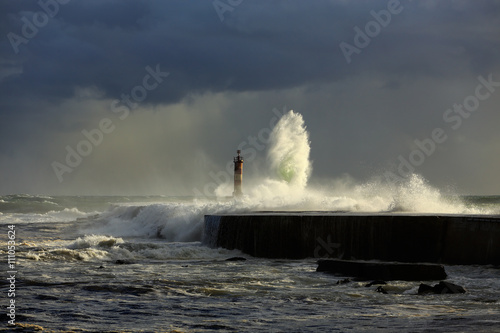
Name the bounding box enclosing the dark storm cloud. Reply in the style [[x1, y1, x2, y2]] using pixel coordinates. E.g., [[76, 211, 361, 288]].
[[0, 1, 372, 104], [1, 0, 500, 194], [2, 0, 499, 107]]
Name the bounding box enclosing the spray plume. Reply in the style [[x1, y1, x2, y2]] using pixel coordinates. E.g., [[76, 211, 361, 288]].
[[84, 110, 494, 242]]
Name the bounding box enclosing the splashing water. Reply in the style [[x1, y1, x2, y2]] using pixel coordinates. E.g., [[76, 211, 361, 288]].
[[267, 110, 311, 188], [77, 110, 497, 242], [239, 110, 317, 207], [214, 110, 491, 214]]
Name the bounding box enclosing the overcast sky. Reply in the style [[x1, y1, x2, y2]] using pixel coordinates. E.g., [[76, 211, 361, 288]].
[[1, 0, 499, 195]]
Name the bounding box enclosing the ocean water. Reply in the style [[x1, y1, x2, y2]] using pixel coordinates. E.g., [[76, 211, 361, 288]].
[[2, 111, 500, 332], [1, 194, 500, 332]]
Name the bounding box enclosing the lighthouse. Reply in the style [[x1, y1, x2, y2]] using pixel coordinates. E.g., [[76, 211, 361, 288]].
[[233, 150, 243, 197]]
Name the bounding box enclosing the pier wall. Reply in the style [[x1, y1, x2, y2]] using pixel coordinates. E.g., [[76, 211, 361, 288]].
[[203, 214, 500, 264]]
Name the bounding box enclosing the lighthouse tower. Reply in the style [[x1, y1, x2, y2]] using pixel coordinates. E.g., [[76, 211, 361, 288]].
[[233, 150, 243, 197]]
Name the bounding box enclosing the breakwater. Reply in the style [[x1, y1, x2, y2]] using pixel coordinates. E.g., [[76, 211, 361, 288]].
[[203, 213, 500, 264]]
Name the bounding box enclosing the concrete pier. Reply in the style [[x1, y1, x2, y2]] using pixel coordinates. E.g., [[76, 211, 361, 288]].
[[203, 213, 500, 264]]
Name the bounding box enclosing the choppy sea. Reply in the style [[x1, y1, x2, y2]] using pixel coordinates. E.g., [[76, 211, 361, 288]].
[[1, 194, 500, 332]]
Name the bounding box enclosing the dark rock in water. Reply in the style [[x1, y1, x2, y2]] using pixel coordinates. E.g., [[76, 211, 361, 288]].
[[365, 280, 387, 287], [418, 283, 435, 295], [438, 281, 466, 294], [115, 259, 132, 265], [375, 286, 388, 294], [418, 281, 466, 295], [317, 259, 447, 281], [336, 278, 352, 285], [225, 257, 247, 261], [98, 265, 105, 269]]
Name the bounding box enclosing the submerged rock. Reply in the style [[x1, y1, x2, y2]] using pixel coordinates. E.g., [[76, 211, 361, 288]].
[[418, 281, 466, 295], [115, 259, 133, 265], [336, 278, 352, 285], [375, 286, 388, 294], [225, 257, 247, 261]]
